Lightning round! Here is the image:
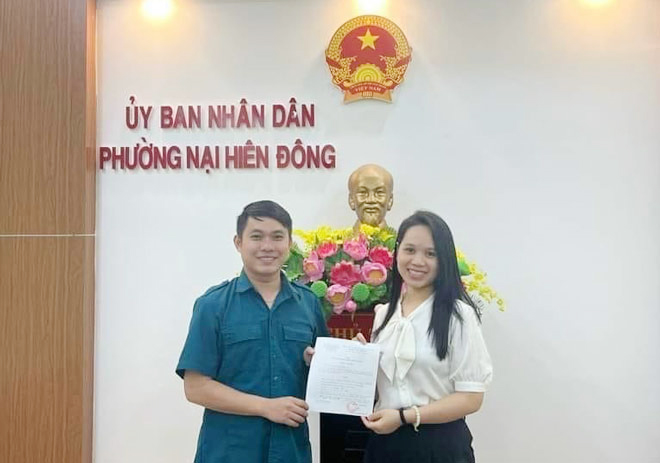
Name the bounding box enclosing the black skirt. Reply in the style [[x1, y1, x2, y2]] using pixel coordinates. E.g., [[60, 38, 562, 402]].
[[363, 419, 475, 463]]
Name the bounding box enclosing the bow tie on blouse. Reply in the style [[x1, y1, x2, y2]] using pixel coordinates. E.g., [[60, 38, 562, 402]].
[[378, 315, 416, 382]]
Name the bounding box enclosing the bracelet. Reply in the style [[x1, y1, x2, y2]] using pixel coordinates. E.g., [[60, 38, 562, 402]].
[[412, 405, 421, 432], [398, 408, 407, 425]]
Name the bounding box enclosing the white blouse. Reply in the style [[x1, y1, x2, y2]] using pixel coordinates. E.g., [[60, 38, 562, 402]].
[[371, 296, 493, 411]]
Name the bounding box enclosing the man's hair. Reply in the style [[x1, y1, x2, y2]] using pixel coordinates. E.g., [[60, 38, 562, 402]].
[[236, 200, 292, 237]]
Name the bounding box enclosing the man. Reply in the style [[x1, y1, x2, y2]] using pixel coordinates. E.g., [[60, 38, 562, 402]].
[[176, 200, 327, 463], [348, 164, 394, 232]]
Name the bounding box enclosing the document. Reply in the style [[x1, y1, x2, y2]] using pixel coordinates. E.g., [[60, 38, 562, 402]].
[[305, 337, 380, 416]]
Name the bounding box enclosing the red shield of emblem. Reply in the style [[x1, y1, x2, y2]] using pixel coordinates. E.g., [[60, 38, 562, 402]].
[[326, 15, 412, 103]]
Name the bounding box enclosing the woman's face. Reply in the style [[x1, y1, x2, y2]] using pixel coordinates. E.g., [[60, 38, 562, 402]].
[[396, 224, 438, 293]]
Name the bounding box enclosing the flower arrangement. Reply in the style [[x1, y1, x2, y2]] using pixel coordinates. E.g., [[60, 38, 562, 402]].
[[284, 224, 504, 319], [284, 224, 396, 319]]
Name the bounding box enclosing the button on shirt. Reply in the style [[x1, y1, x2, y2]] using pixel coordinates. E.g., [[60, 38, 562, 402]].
[[176, 271, 328, 463], [372, 296, 493, 411]]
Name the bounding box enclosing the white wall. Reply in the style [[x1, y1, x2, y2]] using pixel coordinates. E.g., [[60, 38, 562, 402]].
[[95, 1, 660, 462]]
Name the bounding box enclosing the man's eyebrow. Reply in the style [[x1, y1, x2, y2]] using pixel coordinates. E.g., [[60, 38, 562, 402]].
[[248, 228, 285, 235]]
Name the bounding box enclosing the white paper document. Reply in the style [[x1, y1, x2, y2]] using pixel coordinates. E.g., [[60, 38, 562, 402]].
[[305, 337, 380, 416]]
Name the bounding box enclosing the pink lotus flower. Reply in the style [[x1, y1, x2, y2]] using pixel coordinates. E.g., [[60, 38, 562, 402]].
[[344, 300, 357, 313], [332, 305, 345, 315], [316, 241, 338, 259], [303, 252, 324, 281], [343, 237, 368, 261], [369, 246, 394, 269], [361, 261, 388, 286], [327, 284, 351, 312], [330, 260, 363, 286]]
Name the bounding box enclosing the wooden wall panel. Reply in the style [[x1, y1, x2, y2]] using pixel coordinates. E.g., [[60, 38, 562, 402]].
[[0, 0, 95, 235], [84, 0, 97, 236], [0, 237, 94, 463], [81, 232, 94, 463], [0, 0, 96, 462]]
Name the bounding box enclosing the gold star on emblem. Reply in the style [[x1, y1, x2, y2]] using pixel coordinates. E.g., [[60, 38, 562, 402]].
[[357, 28, 379, 50]]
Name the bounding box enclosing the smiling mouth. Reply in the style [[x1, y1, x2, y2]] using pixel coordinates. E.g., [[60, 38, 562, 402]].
[[407, 268, 426, 278]]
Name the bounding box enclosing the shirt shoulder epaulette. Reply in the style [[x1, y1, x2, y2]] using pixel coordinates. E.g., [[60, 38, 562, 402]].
[[193, 280, 233, 317], [291, 280, 315, 296], [201, 280, 230, 298]]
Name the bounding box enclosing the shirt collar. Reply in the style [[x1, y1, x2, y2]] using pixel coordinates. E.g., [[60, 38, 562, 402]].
[[399, 293, 434, 320], [236, 270, 295, 302], [236, 270, 253, 293], [378, 294, 434, 382], [379, 305, 415, 382]]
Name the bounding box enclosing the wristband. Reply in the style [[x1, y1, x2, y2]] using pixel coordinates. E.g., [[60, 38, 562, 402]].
[[412, 405, 421, 432], [398, 408, 407, 425]]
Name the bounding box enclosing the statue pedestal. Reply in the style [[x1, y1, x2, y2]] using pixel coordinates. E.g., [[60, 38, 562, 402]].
[[321, 310, 375, 462], [325, 311, 375, 341]]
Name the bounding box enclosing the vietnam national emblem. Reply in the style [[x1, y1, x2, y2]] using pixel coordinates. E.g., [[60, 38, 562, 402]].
[[325, 15, 412, 103]]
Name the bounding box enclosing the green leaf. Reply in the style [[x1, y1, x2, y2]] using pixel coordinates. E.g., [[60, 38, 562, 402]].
[[321, 299, 334, 321], [366, 284, 389, 305], [284, 247, 304, 281], [372, 284, 387, 298], [357, 299, 373, 310], [458, 259, 470, 276], [325, 250, 352, 270]]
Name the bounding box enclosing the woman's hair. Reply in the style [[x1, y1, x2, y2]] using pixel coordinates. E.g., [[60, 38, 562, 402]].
[[372, 210, 480, 360]]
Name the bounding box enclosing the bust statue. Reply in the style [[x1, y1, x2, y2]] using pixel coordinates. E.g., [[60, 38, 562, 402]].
[[348, 164, 394, 231]]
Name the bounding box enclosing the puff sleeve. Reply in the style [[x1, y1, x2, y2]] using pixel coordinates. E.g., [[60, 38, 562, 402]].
[[448, 301, 493, 392]]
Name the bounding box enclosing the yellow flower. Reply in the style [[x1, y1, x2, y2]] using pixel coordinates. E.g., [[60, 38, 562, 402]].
[[294, 225, 358, 252], [459, 252, 506, 311]]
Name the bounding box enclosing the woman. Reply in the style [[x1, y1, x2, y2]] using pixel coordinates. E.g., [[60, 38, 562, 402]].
[[357, 210, 493, 463]]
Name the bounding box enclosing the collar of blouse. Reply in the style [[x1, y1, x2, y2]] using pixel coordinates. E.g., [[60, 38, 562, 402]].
[[378, 295, 433, 382]]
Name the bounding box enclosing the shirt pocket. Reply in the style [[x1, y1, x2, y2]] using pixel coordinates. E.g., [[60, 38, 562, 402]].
[[219, 324, 266, 380], [223, 324, 264, 345], [281, 324, 314, 372], [282, 325, 314, 345]]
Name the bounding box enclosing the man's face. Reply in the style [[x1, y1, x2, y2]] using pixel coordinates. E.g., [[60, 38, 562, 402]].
[[234, 217, 291, 280], [350, 173, 393, 226]]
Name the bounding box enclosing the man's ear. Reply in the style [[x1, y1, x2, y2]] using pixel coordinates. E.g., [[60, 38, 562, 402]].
[[348, 194, 356, 211], [233, 235, 241, 251], [387, 194, 393, 211]]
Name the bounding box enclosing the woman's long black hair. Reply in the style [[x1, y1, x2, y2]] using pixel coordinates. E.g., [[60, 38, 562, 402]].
[[372, 211, 481, 360]]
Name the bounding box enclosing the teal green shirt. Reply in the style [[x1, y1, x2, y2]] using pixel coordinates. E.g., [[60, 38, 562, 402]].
[[176, 271, 328, 463]]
